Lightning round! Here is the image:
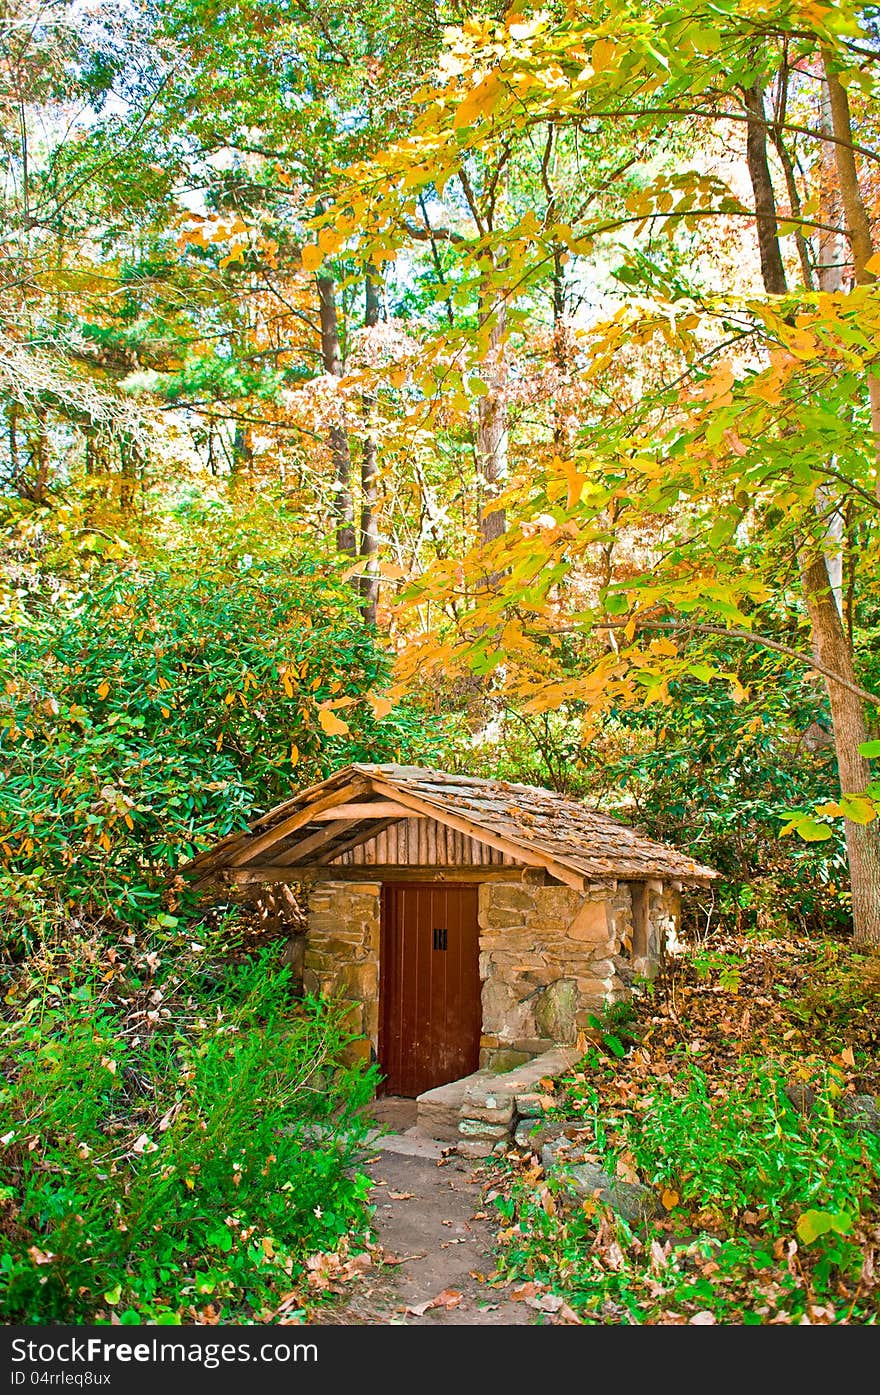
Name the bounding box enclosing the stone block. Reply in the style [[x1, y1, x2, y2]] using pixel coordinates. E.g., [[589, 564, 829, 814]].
[[534, 978, 578, 1043], [458, 1118, 510, 1140], [338, 961, 378, 999], [456, 1139, 494, 1159], [483, 908, 528, 929], [460, 1096, 516, 1124], [485, 1048, 533, 1073], [515, 1091, 555, 1118], [489, 885, 538, 911], [566, 899, 608, 941], [510, 1038, 555, 1057], [514, 1119, 544, 1148], [535, 887, 583, 921], [540, 1149, 657, 1225]]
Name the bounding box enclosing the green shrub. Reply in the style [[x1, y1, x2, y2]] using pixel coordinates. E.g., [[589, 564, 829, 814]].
[[0, 936, 376, 1323], [0, 554, 443, 954], [623, 1064, 878, 1230]]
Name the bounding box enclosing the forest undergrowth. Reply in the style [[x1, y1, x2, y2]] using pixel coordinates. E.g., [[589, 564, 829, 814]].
[[485, 931, 880, 1325]]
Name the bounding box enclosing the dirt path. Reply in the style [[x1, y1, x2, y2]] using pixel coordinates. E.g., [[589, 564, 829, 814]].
[[325, 1104, 534, 1326]]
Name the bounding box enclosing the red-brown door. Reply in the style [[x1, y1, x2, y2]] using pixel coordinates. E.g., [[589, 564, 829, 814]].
[[379, 883, 481, 1097]]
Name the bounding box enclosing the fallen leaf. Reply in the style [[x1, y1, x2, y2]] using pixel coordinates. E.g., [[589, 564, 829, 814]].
[[510, 1281, 543, 1300], [525, 1292, 564, 1313], [406, 1287, 462, 1315], [388, 1190, 415, 1200], [616, 1150, 640, 1184]]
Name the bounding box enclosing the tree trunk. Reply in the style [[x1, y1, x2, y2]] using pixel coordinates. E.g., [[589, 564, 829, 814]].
[[744, 82, 880, 947], [317, 273, 356, 556], [29, 405, 49, 503], [822, 55, 880, 498], [8, 403, 19, 484], [742, 83, 787, 296], [800, 550, 880, 946], [359, 271, 380, 626], [476, 286, 508, 551], [817, 81, 846, 293]]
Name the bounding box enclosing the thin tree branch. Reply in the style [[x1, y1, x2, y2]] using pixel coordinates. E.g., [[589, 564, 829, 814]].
[[539, 618, 880, 707]]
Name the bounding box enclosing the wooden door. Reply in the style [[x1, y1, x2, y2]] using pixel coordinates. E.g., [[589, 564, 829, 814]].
[[379, 883, 481, 1097]]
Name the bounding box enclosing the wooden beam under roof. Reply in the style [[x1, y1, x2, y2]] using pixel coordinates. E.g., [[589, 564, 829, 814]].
[[227, 864, 543, 885], [226, 777, 369, 868], [265, 817, 364, 866], [313, 802, 421, 820]]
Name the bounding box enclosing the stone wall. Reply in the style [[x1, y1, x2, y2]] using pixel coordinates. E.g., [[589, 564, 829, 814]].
[[477, 879, 634, 1070], [303, 880, 380, 1065]]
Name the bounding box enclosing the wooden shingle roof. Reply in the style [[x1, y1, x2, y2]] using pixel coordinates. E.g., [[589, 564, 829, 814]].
[[187, 763, 718, 891]]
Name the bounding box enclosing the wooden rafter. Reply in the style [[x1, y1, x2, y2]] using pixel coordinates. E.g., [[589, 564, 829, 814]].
[[315, 816, 407, 865], [313, 802, 421, 820], [226, 778, 369, 868], [268, 818, 364, 866]]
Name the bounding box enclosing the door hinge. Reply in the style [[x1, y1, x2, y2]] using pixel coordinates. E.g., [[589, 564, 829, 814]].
[[433, 927, 448, 951]]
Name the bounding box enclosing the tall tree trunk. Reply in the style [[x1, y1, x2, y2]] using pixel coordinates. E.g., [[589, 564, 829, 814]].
[[800, 551, 880, 946], [29, 405, 49, 503], [744, 82, 880, 947], [476, 285, 508, 551], [8, 403, 19, 484], [317, 273, 356, 556], [822, 55, 880, 498], [359, 271, 380, 626], [817, 81, 846, 293], [742, 83, 787, 296]]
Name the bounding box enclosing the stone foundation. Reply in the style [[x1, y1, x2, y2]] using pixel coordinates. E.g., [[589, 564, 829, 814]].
[[477, 879, 633, 1069]]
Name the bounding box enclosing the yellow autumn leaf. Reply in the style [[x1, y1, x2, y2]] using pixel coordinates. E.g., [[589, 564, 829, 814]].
[[301, 244, 323, 272], [661, 1187, 679, 1210], [591, 38, 616, 72], [289, 743, 300, 766], [318, 226, 341, 254], [367, 692, 394, 720], [318, 707, 349, 737], [97, 680, 110, 700]]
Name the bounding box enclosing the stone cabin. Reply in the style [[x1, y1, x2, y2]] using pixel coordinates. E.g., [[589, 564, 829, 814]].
[[189, 764, 717, 1098]]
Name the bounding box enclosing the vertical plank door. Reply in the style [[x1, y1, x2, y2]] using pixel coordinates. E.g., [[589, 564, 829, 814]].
[[379, 883, 481, 1097]]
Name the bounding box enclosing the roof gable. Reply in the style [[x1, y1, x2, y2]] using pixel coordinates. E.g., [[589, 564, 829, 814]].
[[187, 763, 718, 889]]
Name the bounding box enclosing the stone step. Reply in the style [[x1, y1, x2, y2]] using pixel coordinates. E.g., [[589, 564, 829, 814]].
[[416, 1069, 491, 1140]]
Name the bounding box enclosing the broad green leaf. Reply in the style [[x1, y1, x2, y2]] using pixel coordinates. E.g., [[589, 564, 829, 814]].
[[796, 1209, 852, 1245]]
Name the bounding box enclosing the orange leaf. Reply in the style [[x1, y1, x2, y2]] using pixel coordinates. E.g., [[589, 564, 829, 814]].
[[367, 692, 394, 720], [318, 707, 350, 737], [301, 244, 323, 272]]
